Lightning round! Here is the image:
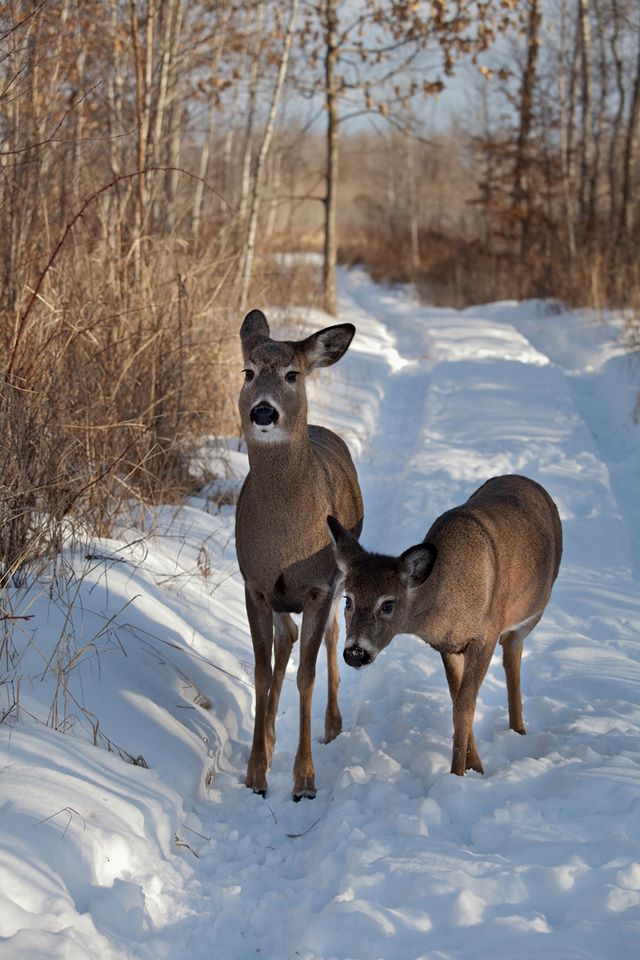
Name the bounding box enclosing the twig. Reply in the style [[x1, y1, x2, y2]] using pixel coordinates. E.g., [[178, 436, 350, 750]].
[[84, 554, 127, 564], [174, 834, 201, 858], [0, 81, 104, 157], [182, 824, 212, 842], [286, 817, 321, 839], [1, 699, 18, 723], [0, 0, 49, 42], [33, 806, 86, 839]]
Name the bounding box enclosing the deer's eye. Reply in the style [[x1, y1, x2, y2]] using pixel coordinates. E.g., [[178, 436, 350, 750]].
[[344, 595, 353, 611], [243, 369, 255, 382], [285, 371, 300, 383], [379, 599, 395, 615]]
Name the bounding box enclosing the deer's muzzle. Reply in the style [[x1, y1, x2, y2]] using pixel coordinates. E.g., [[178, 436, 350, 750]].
[[250, 402, 280, 426], [343, 643, 372, 668]]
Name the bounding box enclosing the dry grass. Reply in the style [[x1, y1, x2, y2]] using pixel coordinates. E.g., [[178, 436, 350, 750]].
[[0, 202, 321, 588], [1, 248, 230, 581], [340, 222, 640, 326]]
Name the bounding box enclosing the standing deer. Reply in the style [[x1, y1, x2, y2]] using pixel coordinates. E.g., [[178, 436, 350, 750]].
[[236, 309, 363, 800], [327, 475, 562, 776]]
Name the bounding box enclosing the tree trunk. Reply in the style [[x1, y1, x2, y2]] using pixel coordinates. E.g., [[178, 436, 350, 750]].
[[617, 29, 640, 245], [323, 0, 339, 316], [107, 0, 128, 300], [192, 118, 212, 250], [265, 146, 283, 243], [129, 0, 155, 280], [238, 0, 298, 311], [192, 10, 229, 249], [513, 0, 541, 258], [607, 0, 625, 234], [577, 0, 592, 230], [407, 134, 420, 284], [238, 0, 266, 226], [587, 0, 608, 238], [163, 0, 184, 234], [558, 0, 577, 260]]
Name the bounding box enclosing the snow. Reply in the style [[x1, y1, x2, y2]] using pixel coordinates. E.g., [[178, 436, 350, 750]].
[[2, 267, 640, 959]]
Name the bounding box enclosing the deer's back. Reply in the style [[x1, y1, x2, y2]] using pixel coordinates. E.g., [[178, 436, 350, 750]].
[[417, 475, 562, 648], [309, 424, 363, 527]]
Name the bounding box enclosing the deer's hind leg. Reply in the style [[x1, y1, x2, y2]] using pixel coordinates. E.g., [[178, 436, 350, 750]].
[[265, 612, 297, 764], [500, 613, 541, 736], [323, 599, 342, 744]]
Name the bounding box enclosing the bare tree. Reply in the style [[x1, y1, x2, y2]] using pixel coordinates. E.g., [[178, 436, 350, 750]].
[[513, 0, 542, 257], [577, 0, 593, 229], [238, 0, 298, 310], [299, 0, 516, 313], [618, 22, 640, 244]]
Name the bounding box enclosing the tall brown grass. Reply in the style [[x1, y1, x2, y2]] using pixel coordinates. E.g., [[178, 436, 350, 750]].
[[0, 177, 320, 587], [340, 223, 640, 318]]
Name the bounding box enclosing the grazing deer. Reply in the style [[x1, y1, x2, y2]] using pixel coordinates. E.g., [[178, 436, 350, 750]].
[[236, 309, 363, 800], [327, 475, 562, 776]]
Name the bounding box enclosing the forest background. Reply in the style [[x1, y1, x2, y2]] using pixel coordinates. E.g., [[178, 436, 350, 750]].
[[1, 0, 639, 585]]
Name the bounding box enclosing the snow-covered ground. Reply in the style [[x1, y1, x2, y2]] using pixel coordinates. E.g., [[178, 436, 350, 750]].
[[2, 269, 640, 959]]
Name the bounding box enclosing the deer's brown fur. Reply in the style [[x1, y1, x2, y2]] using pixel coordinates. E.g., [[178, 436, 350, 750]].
[[328, 475, 562, 776], [236, 310, 363, 799]]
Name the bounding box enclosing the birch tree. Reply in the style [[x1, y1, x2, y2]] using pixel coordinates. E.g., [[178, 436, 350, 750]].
[[238, 0, 298, 310]]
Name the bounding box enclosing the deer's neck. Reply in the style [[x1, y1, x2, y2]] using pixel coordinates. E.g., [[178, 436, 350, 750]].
[[246, 432, 314, 494]]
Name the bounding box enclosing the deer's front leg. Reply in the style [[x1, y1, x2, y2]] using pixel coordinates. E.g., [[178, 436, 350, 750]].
[[293, 589, 333, 801], [244, 586, 274, 796], [441, 651, 482, 773], [450, 639, 496, 776], [323, 602, 342, 744]]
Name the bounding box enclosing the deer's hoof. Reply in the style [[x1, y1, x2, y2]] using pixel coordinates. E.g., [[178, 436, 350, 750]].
[[451, 756, 484, 776], [292, 772, 316, 801], [245, 778, 268, 797], [465, 758, 484, 775], [292, 788, 316, 802]]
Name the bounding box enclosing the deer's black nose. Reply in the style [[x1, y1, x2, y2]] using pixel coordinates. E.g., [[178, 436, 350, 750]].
[[344, 644, 372, 669], [250, 403, 279, 426]]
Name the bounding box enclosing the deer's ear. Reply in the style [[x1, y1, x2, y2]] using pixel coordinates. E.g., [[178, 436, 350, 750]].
[[399, 543, 437, 589], [299, 324, 355, 370], [327, 515, 364, 574], [240, 310, 270, 354]]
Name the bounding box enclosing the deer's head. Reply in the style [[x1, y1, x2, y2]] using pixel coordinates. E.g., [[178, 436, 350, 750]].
[[327, 516, 437, 667], [239, 310, 355, 445]]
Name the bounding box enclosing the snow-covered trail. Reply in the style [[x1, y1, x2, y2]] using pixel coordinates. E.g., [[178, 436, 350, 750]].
[[151, 270, 640, 960], [2, 269, 639, 960], [270, 271, 640, 960]]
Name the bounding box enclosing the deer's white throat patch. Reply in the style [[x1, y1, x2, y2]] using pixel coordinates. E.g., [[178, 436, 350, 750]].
[[250, 422, 286, 443]]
